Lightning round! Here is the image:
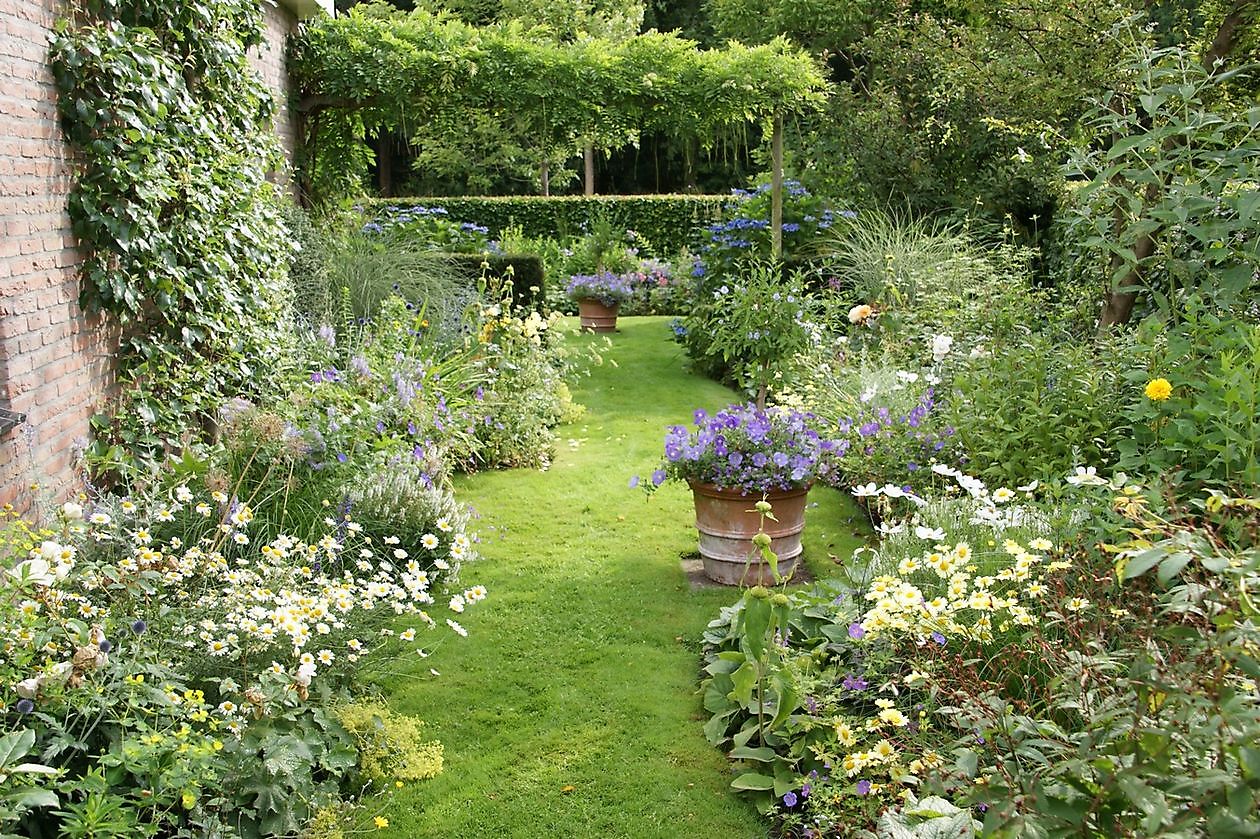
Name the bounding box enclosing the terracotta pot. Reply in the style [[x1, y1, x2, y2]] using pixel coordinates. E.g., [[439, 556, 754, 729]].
[[688, 480, 809, 586], [577, 298, 619, 333]]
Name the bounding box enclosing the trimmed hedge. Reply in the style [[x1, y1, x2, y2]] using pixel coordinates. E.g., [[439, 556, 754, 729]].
[[439, 253, 546, 310], [362, 195, 727, 254]]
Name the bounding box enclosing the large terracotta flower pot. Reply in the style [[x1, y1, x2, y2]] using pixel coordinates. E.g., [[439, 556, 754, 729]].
[[577, 298, 619, 333], [688, 481, 809, 586]]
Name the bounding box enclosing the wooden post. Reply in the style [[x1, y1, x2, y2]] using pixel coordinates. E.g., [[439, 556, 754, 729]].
[[771, 114, 783, 260], [584, 144, 595, 195], [540, 158, 550, 196]]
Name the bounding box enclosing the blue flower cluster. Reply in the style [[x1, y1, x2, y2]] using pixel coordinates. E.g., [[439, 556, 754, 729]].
[[828, 387, 960, 494], [360, 205, 492, 255], [565, 272, 635, 306], [655, 403, 848, 493]]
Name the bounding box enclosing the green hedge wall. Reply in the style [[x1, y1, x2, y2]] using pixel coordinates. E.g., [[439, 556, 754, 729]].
[[439, 253, 546, 310], [362, 195, 727, 253]]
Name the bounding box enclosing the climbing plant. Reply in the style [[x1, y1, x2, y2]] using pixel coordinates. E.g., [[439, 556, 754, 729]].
[[288, 6, 827, 201], [50, 0, 293, 474]]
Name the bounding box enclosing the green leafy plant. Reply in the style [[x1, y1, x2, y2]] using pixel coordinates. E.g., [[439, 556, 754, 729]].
[[687, 262, 816, 406], [942, 329, 1132, 486], [1063, 44, 1260, 327], [334, 702, 443, 788], [1117, 302, 1260, 494], [50, 0, 293, 475]]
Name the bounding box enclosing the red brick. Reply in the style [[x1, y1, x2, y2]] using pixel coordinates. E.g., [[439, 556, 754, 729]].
[[0, 0, 298, 512]]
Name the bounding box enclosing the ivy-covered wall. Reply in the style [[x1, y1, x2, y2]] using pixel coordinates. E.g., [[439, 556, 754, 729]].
[[0, 0, 307, 511]]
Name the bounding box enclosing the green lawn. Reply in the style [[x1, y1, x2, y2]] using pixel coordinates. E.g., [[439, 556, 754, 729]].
[[374, 316, 867, 838]]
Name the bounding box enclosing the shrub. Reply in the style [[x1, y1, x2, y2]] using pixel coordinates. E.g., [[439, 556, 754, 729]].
[[699, 466, 1260, 837], [683, 262, 818, 402], [334, 702, 444, 787], [619, 257, 694, 316], [357, 195, 726, 255], [1117, 304, 1260, 494], [363, 204, 491, 253], [696, 181, 842, 278], [0, 481, 478, 837], [941, 330, 1130, 485]]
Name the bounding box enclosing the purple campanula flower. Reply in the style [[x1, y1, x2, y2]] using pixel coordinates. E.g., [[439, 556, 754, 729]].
[[651, 469, 667, 487], [842, 673, 868, 691], [856, 779, 871, 795], [628, 475, 640, 489], [782, 791, 798, 807], [931, 631, 946, 645], [848, 622, 865, 640]]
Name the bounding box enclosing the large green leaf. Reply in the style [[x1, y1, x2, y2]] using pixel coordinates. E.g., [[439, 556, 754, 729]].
[[0, 730, 35, 769], [730, 772, 775, 791]]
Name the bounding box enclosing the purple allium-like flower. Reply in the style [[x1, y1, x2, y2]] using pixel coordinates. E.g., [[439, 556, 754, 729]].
[[16, 699, 34, 714], [131, 619, 147, 635], [99, 639, 113, 653]]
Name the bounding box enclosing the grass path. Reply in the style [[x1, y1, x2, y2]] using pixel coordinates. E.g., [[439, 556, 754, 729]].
[[376, 316, 867, 838]]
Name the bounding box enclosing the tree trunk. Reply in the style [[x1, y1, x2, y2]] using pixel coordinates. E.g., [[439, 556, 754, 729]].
[[1203, 1, 1251, 72], [1095, 3, 1250, 331], [1098, 178, 1162, 330], [770, 115, 784, 261], [584, 145, 595, 196], [376, 130, 393, 197], [683, 137, 697, 193], [540, 158, 550, 196]]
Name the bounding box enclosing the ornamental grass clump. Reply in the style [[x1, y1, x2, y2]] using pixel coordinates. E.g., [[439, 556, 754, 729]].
[[565, 272, 635, 306], [645, 403, 846, 494]]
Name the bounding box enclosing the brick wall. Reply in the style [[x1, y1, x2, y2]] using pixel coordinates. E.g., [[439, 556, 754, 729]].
[[0, 0, 302, 512], [252, 2, 300, 176]]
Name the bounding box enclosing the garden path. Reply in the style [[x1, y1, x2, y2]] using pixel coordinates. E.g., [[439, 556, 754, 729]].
[[376, 316, 864, 838]]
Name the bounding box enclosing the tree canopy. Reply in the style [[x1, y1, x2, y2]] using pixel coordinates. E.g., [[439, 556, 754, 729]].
[[288, 6, 828, 200]]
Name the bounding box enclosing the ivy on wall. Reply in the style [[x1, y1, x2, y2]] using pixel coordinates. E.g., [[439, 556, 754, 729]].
[[49, 0, 293, 473]]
